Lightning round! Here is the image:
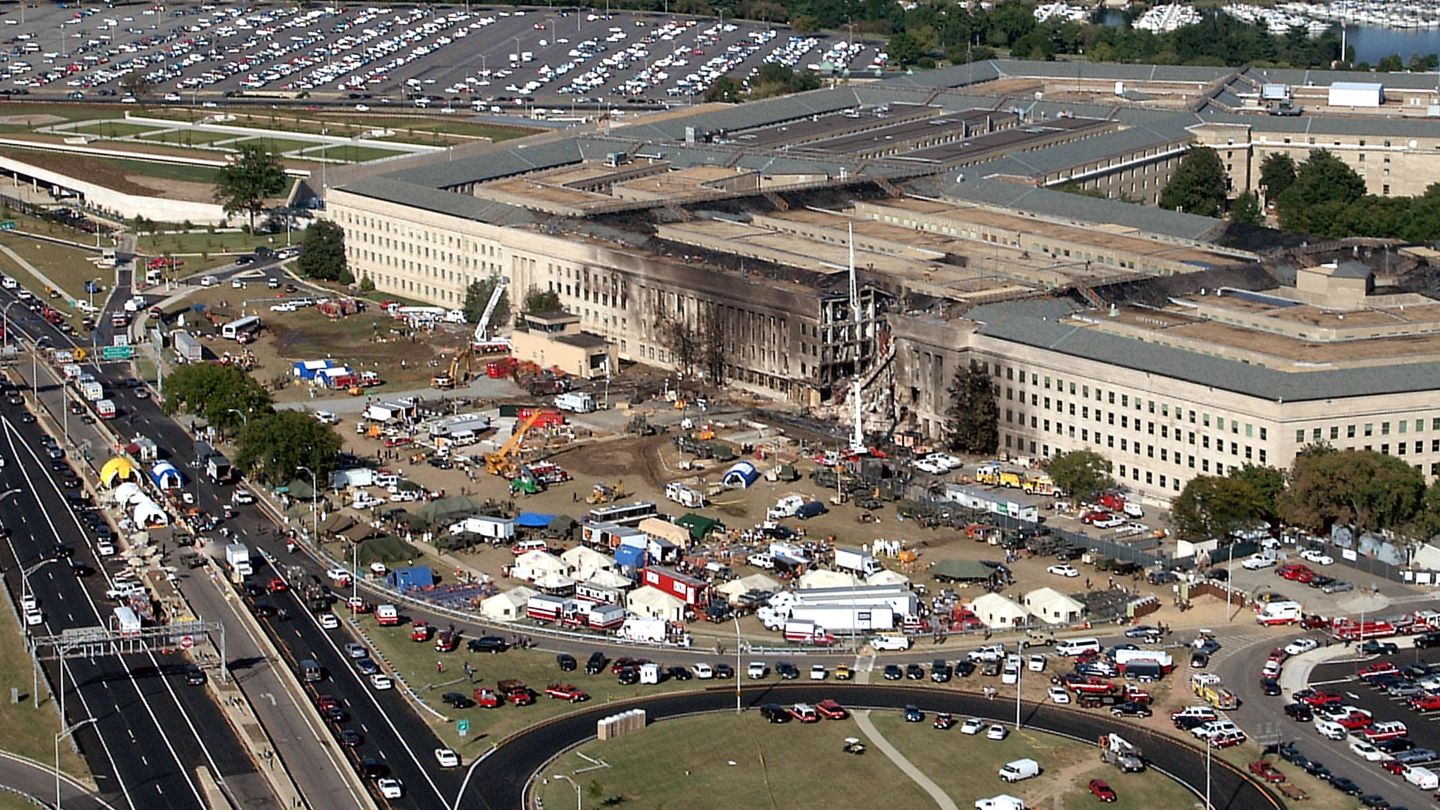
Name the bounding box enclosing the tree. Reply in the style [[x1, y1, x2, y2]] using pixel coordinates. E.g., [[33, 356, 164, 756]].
[[943, 360, 998, 455], [120, 72, 153, 102], [1159, 146, 1227, 217], [233, 410, 343, 487], [161, 363, 272, 433], [213, 144, 287, 232], [887, 31, 923, 67], [703, 76, 744, 103], [1229, 464, 1285, 521], [1045, 450, 1113, 504], [1279, 447, 1425, 534], [1275, 150, 1366, 234], [1170, 475, 1266, 540], [1259, 153, 1297, 202], [463, 275, 510, 329], [523, 287, 561, 314], [655, 314, 699, 377], [296, 220, 351, 283], [1229, 191, 1262, 226]]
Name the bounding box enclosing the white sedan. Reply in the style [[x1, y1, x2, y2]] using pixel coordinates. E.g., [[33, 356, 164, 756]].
[[434, 748, 460, 768], [377, 778, 403, 799], [1241, 555, 1276, 570], [318, 614, 339, 630], [1047, 564, 1079, 578], [1283, 638, 1318, 656], [809, 664, 828, 681], [912, 458, 946, 475], [960, 717, 986, 734], [1047, 686, 1070, 704], [369, 674, 394, 691], [1300, 549, 1334, 566], [986, 725, 1009, 741], [1349, 740, 1387, 762], [691, 663, 714, 679]]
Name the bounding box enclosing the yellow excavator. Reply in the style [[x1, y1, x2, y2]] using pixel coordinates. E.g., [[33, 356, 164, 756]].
[[432, 346, 475, 390], [484, 410, 543, 478]]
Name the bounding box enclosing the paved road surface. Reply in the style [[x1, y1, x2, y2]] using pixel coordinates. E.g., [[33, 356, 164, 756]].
[[0, 751, 116, 810]]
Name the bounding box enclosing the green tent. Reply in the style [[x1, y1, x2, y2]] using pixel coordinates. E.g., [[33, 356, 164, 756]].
[[677, 513, 723, 542], [929, 559, 998, 582]]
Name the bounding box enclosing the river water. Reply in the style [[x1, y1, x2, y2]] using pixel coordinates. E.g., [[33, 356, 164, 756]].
[[1098, 10, 1440, 65]]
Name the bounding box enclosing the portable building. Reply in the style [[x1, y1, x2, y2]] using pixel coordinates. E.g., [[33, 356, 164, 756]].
[[481, 586, 536, 621], [626, 586, 687, 622]]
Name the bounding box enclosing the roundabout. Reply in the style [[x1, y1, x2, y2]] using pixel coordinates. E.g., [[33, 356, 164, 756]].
[[457, 684, 1285, 810]]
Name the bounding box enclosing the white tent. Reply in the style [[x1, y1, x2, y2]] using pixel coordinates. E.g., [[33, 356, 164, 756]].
[[533, 571, 576, 594], [481, 586, 536, 622], [132, 498, 169, 527], [715, 573, 780, 604], [799, 569, 863, 590], [584, 569, 634, 591], [113, 481, 145, 506], [1023, 587, 1086, 625], [970, 593, 1031, 629], [511, 550, 569, 583], [626, 586, 686, 622], [866, 570, 910, 587], [560, 546, 616, 581]]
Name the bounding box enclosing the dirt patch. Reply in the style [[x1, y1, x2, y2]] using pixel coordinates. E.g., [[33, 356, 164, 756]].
[[131, 175, 217, 203], [550, 434, 669, 488], [0, 113, 65, 127], [10, 150, 162, 196]]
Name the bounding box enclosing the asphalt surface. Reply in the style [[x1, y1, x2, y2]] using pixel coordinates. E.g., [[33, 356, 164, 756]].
[[467, 683, 1282, 810], [0, 399, 266, 808], [1, 4, 881, 107], [0, 751, 114, 810]]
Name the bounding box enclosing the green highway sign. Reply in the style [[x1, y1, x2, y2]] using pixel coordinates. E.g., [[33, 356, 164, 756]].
[[101, 345, 135, 361], [457, 719, 470, 737], [0, 221, 15, 231]]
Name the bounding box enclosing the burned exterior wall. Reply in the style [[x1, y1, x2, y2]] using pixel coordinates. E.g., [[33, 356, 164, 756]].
[[890, 312, 976, 439]]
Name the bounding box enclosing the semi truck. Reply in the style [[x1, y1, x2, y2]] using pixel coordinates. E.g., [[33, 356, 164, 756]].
[[173, 330, 202, 363], [225, 543, 253, 577]]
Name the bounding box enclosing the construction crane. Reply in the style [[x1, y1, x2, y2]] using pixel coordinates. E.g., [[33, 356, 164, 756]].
[[847, 224, 866, 455], [472, 277, 511, 354], [484, 410, 543, 477]]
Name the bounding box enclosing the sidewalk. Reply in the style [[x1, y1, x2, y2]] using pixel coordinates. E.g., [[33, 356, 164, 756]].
[[852, 709, 958, 810]]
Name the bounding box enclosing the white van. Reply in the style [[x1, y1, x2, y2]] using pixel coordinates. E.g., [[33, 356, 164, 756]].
[[639, 662, 660, 684], [998, 759, 1040, 782], [1257, 601, 1302, 626], [1314, 719, 1347, 740], [1055, 638, 1102, 657], [871, 635, 912, 651], [449, 429, 477, 446], [1405, 765, 1439, 791]]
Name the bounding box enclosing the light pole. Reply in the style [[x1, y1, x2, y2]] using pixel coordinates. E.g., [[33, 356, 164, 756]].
[[25, 557, 56, 709], [56, 717, 96, 810], [297, 464, 318, 544], [87, 277, 101, 312], [1015, 639, 1024, 729], [1204, 735, 1212, 810], [554, 774, 581, 810], [732, 615, 742, 714], [2, 300, 16, 349], [226, 408, 248, 441]]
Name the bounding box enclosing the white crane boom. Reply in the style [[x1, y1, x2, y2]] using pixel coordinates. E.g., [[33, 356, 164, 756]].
[[848, 225, 866, 454], [473, 277, 510, 346]]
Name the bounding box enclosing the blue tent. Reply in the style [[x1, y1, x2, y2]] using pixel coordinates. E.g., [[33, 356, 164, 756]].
[[388, 566, 435, 591], [150, 461, 185, 489], [516, 512, 556, 528], [721, 461, 760, 489]]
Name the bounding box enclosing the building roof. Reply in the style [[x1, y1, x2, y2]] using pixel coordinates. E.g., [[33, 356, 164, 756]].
[[1023, 586, 1085, 610], [627, 585, 686, 610], [970, 592, 1030, 617]]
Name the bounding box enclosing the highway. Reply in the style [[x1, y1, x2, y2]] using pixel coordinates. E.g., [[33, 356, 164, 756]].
[[466, 683, 1282, 810], [0, 401, 267, 808], [0, 266, 455, 809]]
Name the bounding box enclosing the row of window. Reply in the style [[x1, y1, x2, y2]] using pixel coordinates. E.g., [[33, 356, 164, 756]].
[[1296, 418, 1440, 444]]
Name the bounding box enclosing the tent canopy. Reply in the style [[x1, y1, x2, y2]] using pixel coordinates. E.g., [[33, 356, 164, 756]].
[[516, 512, 555, 528], [132, 499, 168, 526], [100, 457, 137, 488], [113, 481, 144, 506], [389, 566, 435, 591], [676, 513, 723, 542], [150, 461, 184, 489], [721, 461, 760, 488], [930, 559, 999, 581]]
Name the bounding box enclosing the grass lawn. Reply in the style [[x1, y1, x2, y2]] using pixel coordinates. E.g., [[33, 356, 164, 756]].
[[304, 145, 405, 163], [1215, 742, 1352, 810], [0, 104, 123, 125], [137, 129, 244, 147], [348, 613, 719, 753], [137, 230, 279, 256], [0, 233, 108, 307], [536, 712, 934, 810], [229, 137, 324, 155], [93, 157, 220, 185], [69, 121, 159, 139], [0, 604, 90, 781]]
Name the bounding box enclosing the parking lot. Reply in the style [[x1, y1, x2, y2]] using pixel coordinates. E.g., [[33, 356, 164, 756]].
[[0, 3, 886, 108]]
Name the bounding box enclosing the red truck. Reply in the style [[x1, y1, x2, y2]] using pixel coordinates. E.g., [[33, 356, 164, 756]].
[[544, 684, 590, 703], [498, 679, 535, 706], [473, 689, 502, 709], [410, 621, 432, 642]]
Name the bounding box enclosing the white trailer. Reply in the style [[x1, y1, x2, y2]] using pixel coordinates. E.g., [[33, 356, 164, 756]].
[[225, 543, 252, 576], [448, 515, 517, 542], [787, 604, 896, 633], [618, 616, 668, 643]]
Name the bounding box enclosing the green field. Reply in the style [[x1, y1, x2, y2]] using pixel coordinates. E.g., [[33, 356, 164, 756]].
[[229, 137, 325, 155], [70, 121, 158, 138], [94, 157, 221, 185], [305, 145, 405, 163], [137, 129, 245, 147], [137, 230, 283, 256], [534, 711, 1200, 810], [0, 232, 108, 309], [0, 601, 91, 782]]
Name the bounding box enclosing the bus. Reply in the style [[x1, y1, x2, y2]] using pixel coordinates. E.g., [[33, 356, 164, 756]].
[[221, 315, 262, 342], [587, 501, 658, 527]]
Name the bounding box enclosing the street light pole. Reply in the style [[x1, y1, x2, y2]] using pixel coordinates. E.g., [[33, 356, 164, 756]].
[[56, 716, 96, 810], [733, 616, 742, 715], [296, 465, 318, 543], [1015, 640, 1024, 729], [554, 774, 582, 810]]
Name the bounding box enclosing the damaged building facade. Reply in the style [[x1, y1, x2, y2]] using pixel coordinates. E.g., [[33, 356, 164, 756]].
[[324, 58, 1440, 503]]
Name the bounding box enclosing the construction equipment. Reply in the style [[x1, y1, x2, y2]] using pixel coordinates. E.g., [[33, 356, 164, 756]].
[[510, 469, 545, 495], [1099, 734, 1145, 772], [484, 410, 544, 478], [472, 277, 511, 353], [626, 413, 658, 436], [586, 481, 629, 504]]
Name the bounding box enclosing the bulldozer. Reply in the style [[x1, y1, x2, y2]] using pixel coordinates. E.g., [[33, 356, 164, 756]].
[[586, 481, 629, 504]]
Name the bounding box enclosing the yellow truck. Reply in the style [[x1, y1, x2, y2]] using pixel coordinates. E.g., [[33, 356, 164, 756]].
[[1190, 673, 1239, 710], [976, 463, 1058, 496]]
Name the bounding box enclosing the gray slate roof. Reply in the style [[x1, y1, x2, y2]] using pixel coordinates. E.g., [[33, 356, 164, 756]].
[[969, 298, 1440, 402]]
